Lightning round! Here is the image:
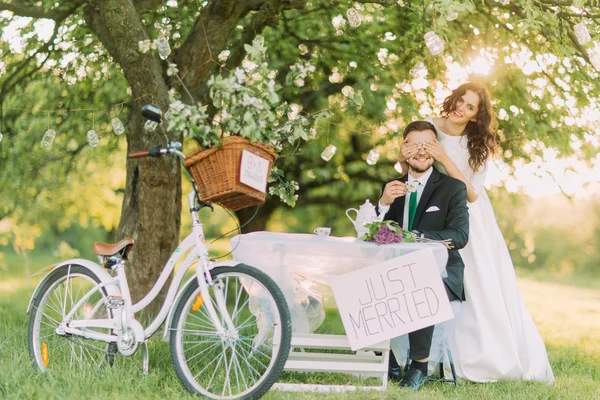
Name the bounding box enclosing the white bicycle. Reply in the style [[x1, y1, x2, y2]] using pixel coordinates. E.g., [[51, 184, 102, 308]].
[[27, 105, 292, 399]]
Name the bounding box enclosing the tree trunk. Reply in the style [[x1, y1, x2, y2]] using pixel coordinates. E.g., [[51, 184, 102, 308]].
[[234, 198, 277, 233], [87, 1, 181, 312], [119, 113, 181, 310]]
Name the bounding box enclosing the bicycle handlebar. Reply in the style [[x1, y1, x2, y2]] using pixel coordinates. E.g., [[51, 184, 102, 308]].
[[128, 141, 212, 209], [129, 149, 151, 159], [128, 146, 169, 159]]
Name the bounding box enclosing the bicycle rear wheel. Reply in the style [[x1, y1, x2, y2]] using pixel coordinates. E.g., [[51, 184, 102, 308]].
[[28, 264, 117, 373], [170, 264, 291, 399]]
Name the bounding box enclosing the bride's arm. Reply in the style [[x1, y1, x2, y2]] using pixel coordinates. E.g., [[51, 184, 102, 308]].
[[423, 140, 482, 203]]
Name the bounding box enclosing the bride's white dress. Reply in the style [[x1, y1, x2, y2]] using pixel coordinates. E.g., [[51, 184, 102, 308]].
[[427, 118, 555, 383]]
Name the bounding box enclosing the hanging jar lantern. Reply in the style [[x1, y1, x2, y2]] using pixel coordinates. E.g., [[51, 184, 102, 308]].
[[366, 148, 380, 165], [87, 129, 99, 147], [446, 11, 458, 21], [111, 117, 125, 135], [588, 43, 600, 71], [144, 119, 158, 132], [424, 31, 444, 56], [574, 23, 591, 45], [41, 129, 56, 148], [320, 144, 337, 161], [156, 36, 171, 60], [346, 8, 362, 28]]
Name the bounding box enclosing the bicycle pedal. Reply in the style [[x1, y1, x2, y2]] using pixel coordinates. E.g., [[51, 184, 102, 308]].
[[105, 295, 125, 309]]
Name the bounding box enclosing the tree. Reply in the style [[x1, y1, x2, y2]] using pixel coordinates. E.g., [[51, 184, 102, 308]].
[[1, 0, 599, 305]]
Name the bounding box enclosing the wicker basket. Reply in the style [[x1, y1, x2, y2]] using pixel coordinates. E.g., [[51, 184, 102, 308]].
[[184, 136, 277, 211]]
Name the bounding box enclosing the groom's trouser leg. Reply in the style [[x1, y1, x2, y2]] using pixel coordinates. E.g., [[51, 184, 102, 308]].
[[388, 325, 435, 370], [408, 325, 435, 360]]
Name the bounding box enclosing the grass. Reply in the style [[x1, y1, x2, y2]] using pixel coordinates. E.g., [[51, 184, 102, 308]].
[[1, 251, 600, 399]]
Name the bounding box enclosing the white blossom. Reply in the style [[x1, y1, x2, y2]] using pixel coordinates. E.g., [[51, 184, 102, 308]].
[[167, 63, 179, 76], [234, 68, 246, 84], [138, 40, 151, 53], [242, 59, 258, 71], [218, 49, 231, 62], [342, 86, 354, 97], [170, 100, 185, 112], [332, 15, 346, 29]]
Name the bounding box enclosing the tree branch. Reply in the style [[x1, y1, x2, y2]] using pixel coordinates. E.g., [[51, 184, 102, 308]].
[[225, 0, 284, 71], [0, 0, 82, 20], [0, 6, 76, 98], [175, 0, 248, 90], [536, 0, 600, 6], [132, 0, 162, 11]]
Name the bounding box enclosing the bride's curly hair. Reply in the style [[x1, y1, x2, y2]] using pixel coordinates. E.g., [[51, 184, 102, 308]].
[[441, 82, 498, 172]]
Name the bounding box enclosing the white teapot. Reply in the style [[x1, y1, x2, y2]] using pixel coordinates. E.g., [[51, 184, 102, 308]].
[[346, 199, 383, 237]]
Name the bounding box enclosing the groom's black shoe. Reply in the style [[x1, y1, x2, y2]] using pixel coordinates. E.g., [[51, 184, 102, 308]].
[[398, 367, 428, 391], [388, 366, 402, 382]]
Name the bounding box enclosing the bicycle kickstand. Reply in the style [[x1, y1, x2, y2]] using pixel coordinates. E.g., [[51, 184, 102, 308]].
[[142, 340, 149, 375]]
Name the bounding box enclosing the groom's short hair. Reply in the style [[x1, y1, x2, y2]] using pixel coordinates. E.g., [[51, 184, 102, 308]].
[[403, 120, 436, 139]]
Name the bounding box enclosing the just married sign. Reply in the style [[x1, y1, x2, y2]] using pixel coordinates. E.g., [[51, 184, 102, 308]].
[[329, 248, 454, 351]]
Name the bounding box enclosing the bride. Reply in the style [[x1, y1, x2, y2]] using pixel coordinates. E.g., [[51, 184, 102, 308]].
[[397, 82, 554, 383]]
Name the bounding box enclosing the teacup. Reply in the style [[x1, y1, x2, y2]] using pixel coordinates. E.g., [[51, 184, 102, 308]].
[[313, 227, 331, 236]]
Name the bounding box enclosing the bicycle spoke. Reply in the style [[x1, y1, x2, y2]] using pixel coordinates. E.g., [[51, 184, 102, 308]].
[[231, 345, 248, 393], [223, 344, 235, 397], [205, 349, 226, 392], [236, 340, 271, 369], [194, 343, 224, 381]]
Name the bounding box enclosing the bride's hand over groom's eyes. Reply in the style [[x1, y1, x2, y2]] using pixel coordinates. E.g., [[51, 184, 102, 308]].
[[399, 138, 420, 162], [423, 140, 448, 162]]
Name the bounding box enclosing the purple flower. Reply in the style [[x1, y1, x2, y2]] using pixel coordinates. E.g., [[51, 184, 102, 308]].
[[372, 225, 404, 245]]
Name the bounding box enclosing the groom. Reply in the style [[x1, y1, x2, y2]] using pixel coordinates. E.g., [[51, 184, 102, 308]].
[[376, 120, 469, 390]]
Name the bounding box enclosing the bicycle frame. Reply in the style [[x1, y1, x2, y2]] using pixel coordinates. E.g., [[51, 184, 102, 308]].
[[28, 189, 239, 347]]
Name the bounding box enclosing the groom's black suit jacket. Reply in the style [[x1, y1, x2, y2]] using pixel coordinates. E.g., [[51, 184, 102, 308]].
[[377, 168, 469, 301]]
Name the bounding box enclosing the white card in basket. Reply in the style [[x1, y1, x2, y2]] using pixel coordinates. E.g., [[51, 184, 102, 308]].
[[239, 150, 270, 193]]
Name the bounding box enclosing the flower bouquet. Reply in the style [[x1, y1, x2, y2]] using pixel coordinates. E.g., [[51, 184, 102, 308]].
[[360, 220, 454, 249], [360, 220, 415, 245]]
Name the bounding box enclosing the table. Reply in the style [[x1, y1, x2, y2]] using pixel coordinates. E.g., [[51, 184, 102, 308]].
[[230, 232, 451, 391]]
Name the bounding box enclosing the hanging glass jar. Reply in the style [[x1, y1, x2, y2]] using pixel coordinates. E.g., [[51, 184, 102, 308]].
[[320, 145, 337, 161], [366, 149, 380, 165], [424, 31, 444, 56], [574, 23, 591, 45], [111, 117, 125, 135], [87, 129, 99, 147], [346, 8, 362, 28], [41, 129, 56, 148], [446, 11, 458, 21], [156, 36, 171, 60], [144, 119, 158, 132], [588, 43, 600, 71]]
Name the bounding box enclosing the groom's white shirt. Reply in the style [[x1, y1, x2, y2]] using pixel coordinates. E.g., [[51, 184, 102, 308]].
[[378, 167, 434, 230]]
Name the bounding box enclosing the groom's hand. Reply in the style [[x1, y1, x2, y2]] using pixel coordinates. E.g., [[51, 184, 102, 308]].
[[381, 181, 407, 206]]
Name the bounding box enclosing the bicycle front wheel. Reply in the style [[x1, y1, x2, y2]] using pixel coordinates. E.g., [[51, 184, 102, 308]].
[[170, 264, 291, 399]]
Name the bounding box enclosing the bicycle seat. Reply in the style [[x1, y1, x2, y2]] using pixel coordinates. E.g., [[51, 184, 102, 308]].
[[93, 238, 135, 260]]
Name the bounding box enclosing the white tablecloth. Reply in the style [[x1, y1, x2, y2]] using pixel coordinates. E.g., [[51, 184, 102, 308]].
[[231, 231, 459, 372], [230, 232, 449, 332]]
